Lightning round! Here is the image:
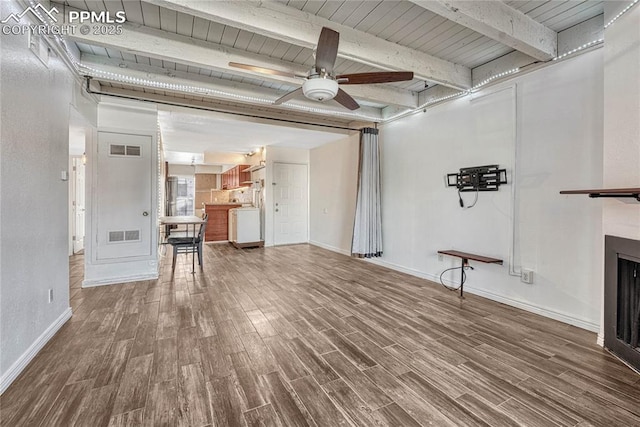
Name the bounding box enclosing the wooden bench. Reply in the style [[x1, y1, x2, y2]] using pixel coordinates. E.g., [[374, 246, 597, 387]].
[[438, 250, 503, 298]]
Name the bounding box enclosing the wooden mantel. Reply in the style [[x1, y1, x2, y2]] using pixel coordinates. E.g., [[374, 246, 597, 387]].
[[560, 188, 640, 202]]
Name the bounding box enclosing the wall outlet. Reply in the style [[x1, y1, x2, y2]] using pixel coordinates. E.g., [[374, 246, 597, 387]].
[[438, 254, 444, 262], [48, 289, 54, 303], [521, 269, 534, 284]]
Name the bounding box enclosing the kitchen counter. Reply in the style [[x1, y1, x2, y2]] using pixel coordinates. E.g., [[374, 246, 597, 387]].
[[204, 202, 243, 206], [203, 204, 241, 242], [203, 203, 255, 207]]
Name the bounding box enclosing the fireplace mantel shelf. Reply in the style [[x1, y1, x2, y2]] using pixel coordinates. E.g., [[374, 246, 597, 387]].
[[560, 188, 640, 202]]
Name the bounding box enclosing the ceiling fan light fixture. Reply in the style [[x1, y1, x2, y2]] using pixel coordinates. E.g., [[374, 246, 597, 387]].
[[302, 78, 338, 102]]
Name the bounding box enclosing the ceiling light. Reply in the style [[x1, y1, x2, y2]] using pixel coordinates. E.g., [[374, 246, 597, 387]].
[[302, 78, 338, 102]]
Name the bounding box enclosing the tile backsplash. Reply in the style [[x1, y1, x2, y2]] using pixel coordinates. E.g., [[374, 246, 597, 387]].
[[210, 190, 229, 203], [197, 189, 253, 207], [229, 188, 253, 204]]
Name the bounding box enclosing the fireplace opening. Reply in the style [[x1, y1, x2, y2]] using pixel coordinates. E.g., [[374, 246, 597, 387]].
[[605, 235, 640, 372], [616, 257, 640, 349]]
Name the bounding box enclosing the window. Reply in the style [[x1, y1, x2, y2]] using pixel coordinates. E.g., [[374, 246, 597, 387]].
[[175, 177, 195, 215]]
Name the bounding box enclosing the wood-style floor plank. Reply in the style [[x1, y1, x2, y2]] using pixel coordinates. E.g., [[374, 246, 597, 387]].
[[207, 375, 244, 427], [1, 245, 639, 427], [289, 375, 351, 427], [177, 363, 211, 426], [322, 350, 393, 409], [244, 403, 283, 427], [111, 354, 153, 415], [261, 372, 311, 427], [143, 380, 177, 427]]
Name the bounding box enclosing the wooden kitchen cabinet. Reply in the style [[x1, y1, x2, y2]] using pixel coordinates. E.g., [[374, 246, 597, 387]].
[[204, 204, 241, 241], [221, 164, 251, 190]]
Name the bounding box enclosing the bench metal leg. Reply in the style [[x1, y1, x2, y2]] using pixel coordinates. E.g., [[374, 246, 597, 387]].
[[460, 258, 467, 299]]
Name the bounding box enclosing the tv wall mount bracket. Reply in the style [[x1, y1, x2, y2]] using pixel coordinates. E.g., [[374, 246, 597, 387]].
[[447, 165, 507, 192]]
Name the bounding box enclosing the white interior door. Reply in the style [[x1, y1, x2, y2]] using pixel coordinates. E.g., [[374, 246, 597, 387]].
[[96, 132, 153, 260], [73, 158, 85, 253], [273, 163, 308, 245]]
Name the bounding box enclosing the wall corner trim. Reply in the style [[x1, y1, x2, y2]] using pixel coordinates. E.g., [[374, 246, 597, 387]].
[[0, 307, 73, 395]]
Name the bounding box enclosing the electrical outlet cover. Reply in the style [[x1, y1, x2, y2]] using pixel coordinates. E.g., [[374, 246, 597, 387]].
[[521, 269, 534, 284]]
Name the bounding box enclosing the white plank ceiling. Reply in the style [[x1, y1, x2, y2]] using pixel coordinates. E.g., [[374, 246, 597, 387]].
[[59, 1, 605, 140]]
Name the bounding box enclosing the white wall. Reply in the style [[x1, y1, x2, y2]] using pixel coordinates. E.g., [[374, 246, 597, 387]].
[[598, 2, 640, 344], [379, 51, 603, 330], [264, 146, 309, 246], [310, 50, 604, 331], [309, 133, 360, 254], [0, 0, 75, 391], [168, 164, 196, 177], [603, 2, 640, 241], [83, 99, 159, 286]]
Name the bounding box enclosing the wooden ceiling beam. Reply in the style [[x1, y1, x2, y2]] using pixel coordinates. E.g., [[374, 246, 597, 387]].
[[79, 54, 385, 120], [143, 0, 472, 90], [409, 0, 557, 61], [64, 18, 417, 109]]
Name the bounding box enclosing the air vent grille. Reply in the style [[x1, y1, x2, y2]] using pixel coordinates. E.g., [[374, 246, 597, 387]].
[[108, 231, 124, 242], [108, 229, 141, 243], [126, 145, 141, 156], [110, 144, 126, 156], [125, 230, 140, 241], [110, 144, 142, 157]]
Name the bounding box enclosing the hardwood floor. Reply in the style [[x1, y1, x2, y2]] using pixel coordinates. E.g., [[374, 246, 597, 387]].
[[2, 244, 639, 426]]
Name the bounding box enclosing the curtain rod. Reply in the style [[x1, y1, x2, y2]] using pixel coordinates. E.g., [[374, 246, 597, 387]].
[[84, 77, 364, 132]]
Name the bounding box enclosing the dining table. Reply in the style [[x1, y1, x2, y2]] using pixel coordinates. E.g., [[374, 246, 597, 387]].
[[159, 215, 206, 273]]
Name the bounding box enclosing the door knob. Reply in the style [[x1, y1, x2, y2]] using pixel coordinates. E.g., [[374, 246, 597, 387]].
[[275, 208, 279, 212], [142, 211, 149, 216]]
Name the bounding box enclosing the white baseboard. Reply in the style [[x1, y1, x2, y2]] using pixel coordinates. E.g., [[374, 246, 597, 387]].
[[0, 307, 72, 395], [597, 333, 605, 347], [364, 257, 600, 333], [82, 273, 158, 288], [309, 240, 351, 256]]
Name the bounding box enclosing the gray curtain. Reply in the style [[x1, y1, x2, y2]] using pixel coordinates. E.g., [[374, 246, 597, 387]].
[[352, 128, 382, 258]]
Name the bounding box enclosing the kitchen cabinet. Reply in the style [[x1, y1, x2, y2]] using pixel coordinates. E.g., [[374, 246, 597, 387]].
[[204, 203, 241, 241], [221, 164, 251, 189]]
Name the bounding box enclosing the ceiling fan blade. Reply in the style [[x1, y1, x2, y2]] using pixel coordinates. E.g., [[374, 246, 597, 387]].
[[229, 62, 305, 79], [274, 87, 303, 105], [334, 88, 360, 110], [315, 27, 339, 73], [336, 71, 414, 84]]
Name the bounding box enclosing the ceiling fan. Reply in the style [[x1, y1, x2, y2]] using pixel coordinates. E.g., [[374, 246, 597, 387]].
[[229, 27, 414, 110]]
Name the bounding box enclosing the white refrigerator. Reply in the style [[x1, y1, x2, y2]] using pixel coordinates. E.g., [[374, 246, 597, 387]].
[[229, 207, 262, 247]]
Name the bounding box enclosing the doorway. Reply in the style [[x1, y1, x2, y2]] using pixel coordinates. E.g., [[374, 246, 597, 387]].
[[71, 157, 86, 254], [273, 162, 308, 245], [69, 108, 89, 255]]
